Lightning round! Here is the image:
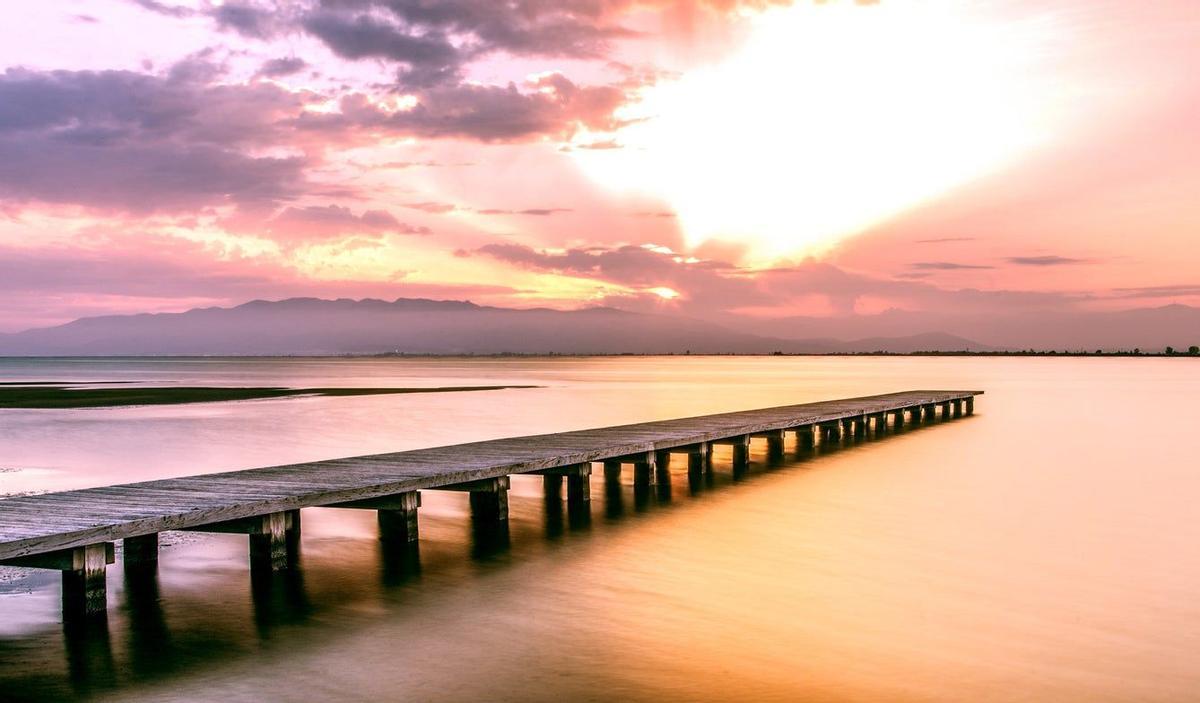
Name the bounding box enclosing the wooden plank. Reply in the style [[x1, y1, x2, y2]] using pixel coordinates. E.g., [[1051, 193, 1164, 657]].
[[0, 390, 981, 560]]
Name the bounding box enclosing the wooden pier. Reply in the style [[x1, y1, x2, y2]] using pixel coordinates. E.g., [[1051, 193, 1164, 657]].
[[0, 390, 980, 619]]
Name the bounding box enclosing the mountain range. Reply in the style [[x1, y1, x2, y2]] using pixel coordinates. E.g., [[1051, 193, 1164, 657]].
[[0, 298, 990, 356], [2, 297, 1196, 356]]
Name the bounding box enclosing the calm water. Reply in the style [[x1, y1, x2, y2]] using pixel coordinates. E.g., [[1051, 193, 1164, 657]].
[[1, 356, 1198, 702]]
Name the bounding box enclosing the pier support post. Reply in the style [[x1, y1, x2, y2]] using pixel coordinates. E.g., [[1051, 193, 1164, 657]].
[[60, 544, 113, 620], [686, 443, 710, 476], [566, 465, 591, 503], [965, 396, 974, 415], [820, 423, 840, 444], [764, 430, 785, 462], [543, 474, 563, 502], [729, 435, 750, 472], [632, 452, 657, 488], [328, 491, 421, 544], [796, 425, 815, 449], [378, 492, 421, 544], [2, 543, 116, 619], [186, 511, 300, 572], [438, 476, 510, 522], [603, 459, 622, 483], [123, 533, 158, 569], [64, 544, 113, 619], [249, 512, 293, 572], [654, 450, 673, 484], [893, 409, 906, 430], [940, 401, 951, 419], [873, 413, 886, 434]]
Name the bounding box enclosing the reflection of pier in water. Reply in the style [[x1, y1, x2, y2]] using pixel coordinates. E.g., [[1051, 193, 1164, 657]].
[[0, 393, 979, 629], [0, 391, 980, 695]]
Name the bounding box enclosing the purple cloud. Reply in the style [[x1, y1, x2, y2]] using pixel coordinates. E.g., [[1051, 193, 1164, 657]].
[[911, 261, 994, 270], [1007, 255, 1089, 266], [268, 205, 431, 240]]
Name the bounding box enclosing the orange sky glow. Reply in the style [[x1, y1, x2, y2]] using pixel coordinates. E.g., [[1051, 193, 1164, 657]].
[[0, 0, 1198, 334]]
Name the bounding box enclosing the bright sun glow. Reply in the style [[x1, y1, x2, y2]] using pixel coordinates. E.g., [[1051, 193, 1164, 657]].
[[576, 1, 1067, 261]]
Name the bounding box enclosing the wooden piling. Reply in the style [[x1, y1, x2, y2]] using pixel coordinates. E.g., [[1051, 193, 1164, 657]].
[[631, 451, 657, 487], [730, 435, 750, 471], [764, 429, 785, 461], [686, 443, 710, 475], [566, 465, 591, 503], [464, 477, 509, 522], [63, 544, 113, 618], [123, 533, 158, 568], [377, 492, 421, 544], [249, 512, 291, 572], [2, 543, 117, 617]]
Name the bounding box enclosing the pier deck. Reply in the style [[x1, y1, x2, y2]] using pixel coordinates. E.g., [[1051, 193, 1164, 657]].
[[0, 389, 981, 617]]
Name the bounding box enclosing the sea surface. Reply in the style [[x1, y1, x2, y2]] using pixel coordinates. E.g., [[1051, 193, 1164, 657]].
[[0, 356, 1197, 702]]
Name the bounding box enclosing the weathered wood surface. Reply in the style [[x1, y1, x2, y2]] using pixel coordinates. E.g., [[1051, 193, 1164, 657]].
[[0, 390, 980, 560]]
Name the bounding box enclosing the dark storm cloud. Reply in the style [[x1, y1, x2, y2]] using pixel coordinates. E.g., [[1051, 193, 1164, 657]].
[[1007, 255, 1088, 266]]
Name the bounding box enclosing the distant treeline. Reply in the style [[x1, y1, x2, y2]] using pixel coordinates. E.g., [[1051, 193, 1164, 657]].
[[838, 346, 1200, 357], [368, 347, 1200, 358]]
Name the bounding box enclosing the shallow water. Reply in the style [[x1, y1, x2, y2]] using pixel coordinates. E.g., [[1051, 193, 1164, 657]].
[[1, 356, 1198, 701]]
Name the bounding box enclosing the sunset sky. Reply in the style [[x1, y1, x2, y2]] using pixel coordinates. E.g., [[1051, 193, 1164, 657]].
[[1, 0, 1198, 334]]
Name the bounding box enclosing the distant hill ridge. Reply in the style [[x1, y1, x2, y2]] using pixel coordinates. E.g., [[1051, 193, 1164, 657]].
[[0, 297, 989, 356]]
